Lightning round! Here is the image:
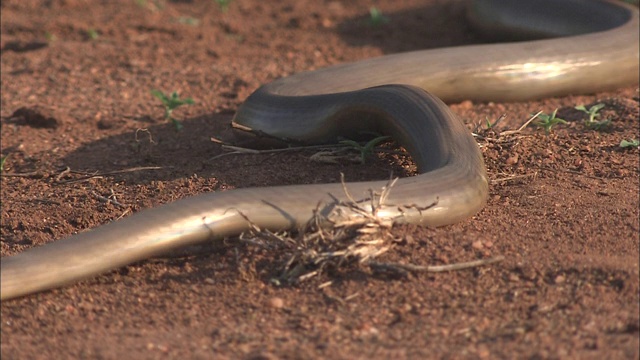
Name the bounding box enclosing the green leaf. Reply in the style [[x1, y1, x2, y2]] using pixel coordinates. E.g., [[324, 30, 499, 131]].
[[533, 108, 567, 134], [151, 89, 170, 106], [170, 118, 184, 131], [575, 103, 605, 124], [362, 136, 391, 152], [214, 0, 232, 12], [619, 139, 639, 148], [87, 29, 99, 40], [340, 136, 390, 164], [0, 154, 8, 172], [339, 140, 361, 148], [368, 6, 389, 26], [584, 118, 611, 131]]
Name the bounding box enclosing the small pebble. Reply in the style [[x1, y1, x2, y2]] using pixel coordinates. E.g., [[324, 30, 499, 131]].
[[268, 297, 284, 309], [457, 100, 473, 110]]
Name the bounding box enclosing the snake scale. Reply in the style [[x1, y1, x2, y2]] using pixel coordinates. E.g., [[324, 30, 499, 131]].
[[1, 0, 638, 300]]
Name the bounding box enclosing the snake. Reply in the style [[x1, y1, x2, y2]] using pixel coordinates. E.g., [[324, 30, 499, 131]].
[[1, 0, 637, 301]]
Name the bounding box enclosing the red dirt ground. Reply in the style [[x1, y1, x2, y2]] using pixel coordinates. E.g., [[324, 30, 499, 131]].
[[1, 0, 638, 359]]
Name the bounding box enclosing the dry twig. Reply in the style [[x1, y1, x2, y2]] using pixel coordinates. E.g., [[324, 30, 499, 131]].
[[233, 176, 503, 285]]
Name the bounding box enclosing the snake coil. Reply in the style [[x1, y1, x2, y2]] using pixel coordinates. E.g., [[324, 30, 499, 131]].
[[1, 0, 637, 300]]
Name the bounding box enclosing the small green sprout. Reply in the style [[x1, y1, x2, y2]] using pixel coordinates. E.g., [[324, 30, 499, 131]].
[[214, 0, 232, 12], [87, 29, 99, 40], [136, 0, 165, 10], [44, 31, 57, 42], [585, 118, 611, 131], [0, 154, 9, 172], [619, 139, 639, 148], [151, 90, 195, 131], [533, 109, 567, 134], [175, 16, 200, 26], [575, 103, 611, 130], [575, 103, 604, 122], [484, 114, 506, 130], [134, 0, 165, 12], [368, 7, 389, 26], [340, 136, 390, 164]]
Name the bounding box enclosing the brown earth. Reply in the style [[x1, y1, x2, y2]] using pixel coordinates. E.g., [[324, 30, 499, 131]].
[[1, 0, 638, 359]]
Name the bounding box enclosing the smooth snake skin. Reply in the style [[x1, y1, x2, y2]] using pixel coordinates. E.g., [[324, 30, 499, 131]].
[[1, 0, 638, 300]]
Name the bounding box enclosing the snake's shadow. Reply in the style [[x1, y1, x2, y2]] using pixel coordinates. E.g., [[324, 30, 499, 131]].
[[60, 114, 234, 185], [59, 2, 483, 186], [60, 112, 411, 189]]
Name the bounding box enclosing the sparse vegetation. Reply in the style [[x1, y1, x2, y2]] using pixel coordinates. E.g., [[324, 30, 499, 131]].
[[575, 103, 611, 130], [484, 117, 495, 130], [214, 0, 232, 12], [483, 114, 506, 131], [575, 103, 604, 122], [340, 136, 390, 164], [0, 154, 8, 172], [44, 31, 57, 42], [533, 109, 567, 134], [175, 16, 200, 26], [87, 29, 99, 40], [135, 0, 165, 10], [151, 90, 195, 131], [368, 6, 389, 26]]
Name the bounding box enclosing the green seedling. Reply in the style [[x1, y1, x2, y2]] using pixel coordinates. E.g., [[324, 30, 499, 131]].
[[484, 113, 506, 130], [136, 0, 165, 11], [484, 117, 494, 129], [0, 154, 8, 172], [472, 114, 506, 137], [533, 108, 567, 134], [619, 139, 639, 148], [175, 16, 200, 26], [87, 29, 99, 40], [368, 7, 389, 26], [151, 90, 195, 131], [575, 103, 611, 130], [340, 136, 390, 164], [584, 118, 611, 131], [214, 0, 232, 12], [44, 31, 57, 42], [575, 103, 604, 122]]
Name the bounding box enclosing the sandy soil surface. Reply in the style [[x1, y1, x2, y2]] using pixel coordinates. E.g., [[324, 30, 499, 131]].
[[1, 0, 638, 359]]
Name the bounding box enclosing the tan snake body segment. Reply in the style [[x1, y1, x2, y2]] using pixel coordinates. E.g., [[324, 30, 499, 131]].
[[1, 0, 638, 300]]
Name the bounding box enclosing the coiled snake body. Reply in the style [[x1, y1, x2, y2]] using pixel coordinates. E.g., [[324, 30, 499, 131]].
[[1, 0, 638, 300]]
